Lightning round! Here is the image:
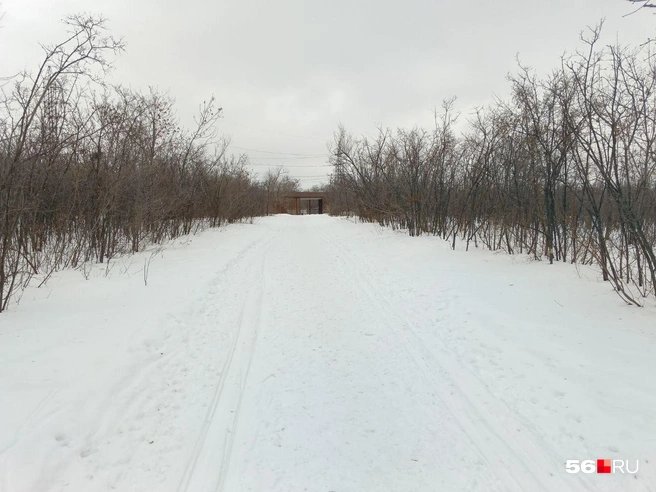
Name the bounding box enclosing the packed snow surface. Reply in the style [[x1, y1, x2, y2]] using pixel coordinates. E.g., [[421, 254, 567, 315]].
[[1, 215, 655, 492]]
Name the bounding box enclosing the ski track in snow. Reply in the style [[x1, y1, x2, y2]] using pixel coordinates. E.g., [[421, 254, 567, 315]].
[[0, 215, 655, 492], [319, 228, 559, 491]]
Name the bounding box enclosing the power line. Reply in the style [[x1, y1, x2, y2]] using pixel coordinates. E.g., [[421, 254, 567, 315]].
[[286, 175, 331, 178], [221, 121, 328, 142], [248, 162, 332, 168], [245, 156, 328, 161], [231, 146, 328, 157]]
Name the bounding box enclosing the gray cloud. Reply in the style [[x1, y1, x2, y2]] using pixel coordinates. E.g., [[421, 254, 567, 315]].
[[1, 0, 654, 186]]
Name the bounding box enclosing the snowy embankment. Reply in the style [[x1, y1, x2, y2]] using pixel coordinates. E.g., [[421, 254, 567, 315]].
[[0, 215, 654, 492]]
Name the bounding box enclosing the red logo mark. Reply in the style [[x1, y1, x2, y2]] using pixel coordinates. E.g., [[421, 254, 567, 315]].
[[597, 459, 611, 474]]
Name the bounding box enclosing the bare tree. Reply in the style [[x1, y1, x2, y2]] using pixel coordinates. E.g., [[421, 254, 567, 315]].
[[328, 24, 656, 305], [0, 16, 270, 312], [624, 0, 656, 17]]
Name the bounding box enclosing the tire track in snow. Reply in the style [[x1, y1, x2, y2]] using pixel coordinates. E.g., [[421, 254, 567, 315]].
[[0, 389, 60, 458], [0, 232, 278, 492], [177, 231, 273, 492], [44, 232, 274, 491], [214, 254, 267, 492], [317, 224, 584, 492]]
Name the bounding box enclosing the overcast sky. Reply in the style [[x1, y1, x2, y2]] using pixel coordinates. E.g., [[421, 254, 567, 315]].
[[1, 0, 654, 187]]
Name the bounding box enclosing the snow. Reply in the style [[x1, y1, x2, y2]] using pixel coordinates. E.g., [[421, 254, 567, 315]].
[[1, 215, 654, 492]]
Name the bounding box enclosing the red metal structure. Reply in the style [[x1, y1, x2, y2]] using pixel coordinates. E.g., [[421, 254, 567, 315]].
[[282, 192, 327, 215]]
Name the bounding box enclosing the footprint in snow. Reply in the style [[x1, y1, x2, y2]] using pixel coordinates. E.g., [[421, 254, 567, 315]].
[[80, 447, 95, 458], [54, 433, 69, 447]]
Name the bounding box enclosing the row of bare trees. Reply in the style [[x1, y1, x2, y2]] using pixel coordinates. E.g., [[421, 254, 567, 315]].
[[328, 25, 656, 305], [0, 16, 273, 312], [262, 167, 301, 215]]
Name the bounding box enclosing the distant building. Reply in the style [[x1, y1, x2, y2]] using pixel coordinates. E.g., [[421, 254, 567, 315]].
[[279, 192, 327, 215]]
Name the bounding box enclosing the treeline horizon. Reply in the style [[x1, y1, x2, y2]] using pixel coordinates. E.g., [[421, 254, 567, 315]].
[[0, 15, 298, 312], [3, 15, 655, 311], [327, 23, 656, 305]]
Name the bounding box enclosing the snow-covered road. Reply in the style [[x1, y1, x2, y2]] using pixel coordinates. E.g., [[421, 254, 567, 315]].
[[1, 215, 655, 492]]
